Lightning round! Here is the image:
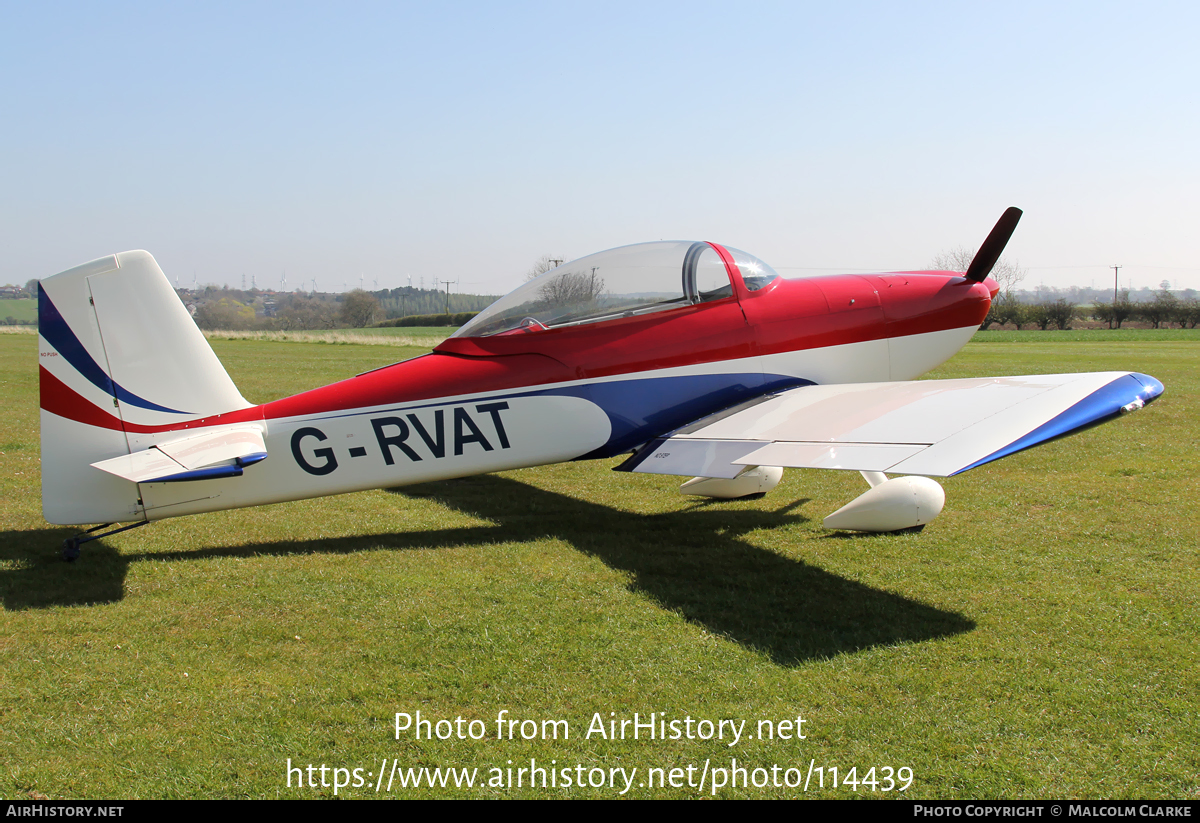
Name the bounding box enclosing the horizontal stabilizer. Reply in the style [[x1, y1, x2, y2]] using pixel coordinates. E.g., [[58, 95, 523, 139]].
[[620, 372, 1163, 478], [91, 427, 267, 484]]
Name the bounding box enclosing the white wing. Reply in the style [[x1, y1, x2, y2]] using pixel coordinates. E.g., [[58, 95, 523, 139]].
[[619, 372, 1163, 478]]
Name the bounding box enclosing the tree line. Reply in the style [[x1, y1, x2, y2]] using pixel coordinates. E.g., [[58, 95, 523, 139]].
[[180, 285, 499, 331], [983, 289, 1200, 330], [929, 248, 1199, 330]]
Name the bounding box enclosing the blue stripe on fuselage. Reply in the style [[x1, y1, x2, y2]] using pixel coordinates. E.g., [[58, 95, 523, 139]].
[[540, 372, 812, 459]]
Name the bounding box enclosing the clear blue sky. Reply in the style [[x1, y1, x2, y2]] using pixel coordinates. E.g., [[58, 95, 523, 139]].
[[2, 1, 1197, 293]]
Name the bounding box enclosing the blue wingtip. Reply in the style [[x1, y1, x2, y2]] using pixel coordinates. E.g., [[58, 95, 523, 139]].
[[1131, 373, 1164, 404], [954, 372, 1165, 475]]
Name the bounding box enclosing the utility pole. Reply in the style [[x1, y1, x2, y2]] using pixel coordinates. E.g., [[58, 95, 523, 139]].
[[1112, 265, 1121, 303], [441, 280, 454, 317], [550, 258, 564, 269]]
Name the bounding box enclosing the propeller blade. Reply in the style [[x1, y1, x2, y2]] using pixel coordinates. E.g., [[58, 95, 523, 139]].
[[964, 207, 1022, 283]]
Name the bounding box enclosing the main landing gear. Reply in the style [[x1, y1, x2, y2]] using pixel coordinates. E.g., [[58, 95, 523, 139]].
[[681, 468, 945, 533]]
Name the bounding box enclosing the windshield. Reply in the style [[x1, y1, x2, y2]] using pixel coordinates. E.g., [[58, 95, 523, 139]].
[[723, 246, 780, 291]]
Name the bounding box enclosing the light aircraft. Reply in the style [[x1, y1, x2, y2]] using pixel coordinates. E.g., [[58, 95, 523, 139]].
[[39, 208, 1162, 560]]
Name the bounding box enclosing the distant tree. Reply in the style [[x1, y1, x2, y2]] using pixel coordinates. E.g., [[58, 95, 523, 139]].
[[986, 291, 1027, 329], [1138, 289, 1178, 329], [193, 297, 254, 330], [1044, 298, 1076, 330], [280, 296, 339, 330], [525, 255, 562, 282], [929, 247, 1027, 295], [25, 278, 39, 295], [537, 269, 605, 308], [1112, 290, 1136, 329], [1025, 303, 1052, 330], [341, 289, 380, 328], [1178, 297, 1200, 329], [1092, 290, 1136, 329]]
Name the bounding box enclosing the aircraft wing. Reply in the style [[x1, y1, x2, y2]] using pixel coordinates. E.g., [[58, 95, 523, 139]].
[[619, 372, 1163, 478], [90, 426, 268, 483]]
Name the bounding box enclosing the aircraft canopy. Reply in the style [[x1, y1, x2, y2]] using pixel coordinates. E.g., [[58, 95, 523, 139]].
[[454, 241, 778, 338]]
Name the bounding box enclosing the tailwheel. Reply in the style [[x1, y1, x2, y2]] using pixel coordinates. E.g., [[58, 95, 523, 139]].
[[59, 521, 151, 562], [62, 538, 81, 563]]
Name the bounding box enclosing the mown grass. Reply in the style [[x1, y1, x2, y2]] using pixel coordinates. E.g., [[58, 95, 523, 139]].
[[0, 333, 1195, 799]]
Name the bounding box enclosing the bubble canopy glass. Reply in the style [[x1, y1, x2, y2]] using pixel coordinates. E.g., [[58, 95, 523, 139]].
[[453, 241, 779, 338]]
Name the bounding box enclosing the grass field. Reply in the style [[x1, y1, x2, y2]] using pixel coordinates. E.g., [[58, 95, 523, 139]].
[[201, 326, 453, 349], [0, 298, 36, 324], [0, 332, 1196, 799], [972, 328, 1200, 343]]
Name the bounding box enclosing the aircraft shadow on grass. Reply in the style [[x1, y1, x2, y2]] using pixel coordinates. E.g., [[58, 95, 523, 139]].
[[2, 475, 973, 665], [1, 527, 128, 610], [389, 475, 974, 665]]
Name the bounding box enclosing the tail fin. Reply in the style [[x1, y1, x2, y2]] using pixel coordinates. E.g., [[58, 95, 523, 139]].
[[39, 251, 252, 524]]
